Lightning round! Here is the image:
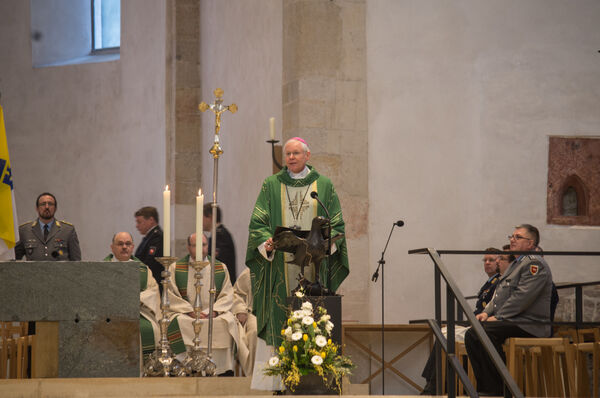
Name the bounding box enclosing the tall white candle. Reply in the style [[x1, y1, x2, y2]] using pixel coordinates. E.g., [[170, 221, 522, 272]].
[[163, 185, 170, 257], [196, 189, 204, 261], [269, 117, 275, 140]]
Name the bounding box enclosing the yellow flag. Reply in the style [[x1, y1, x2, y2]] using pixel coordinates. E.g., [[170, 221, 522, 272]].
[[0, 105, 17, 256]]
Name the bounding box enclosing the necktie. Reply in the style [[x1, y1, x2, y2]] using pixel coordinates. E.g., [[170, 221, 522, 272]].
[[43, 224, 49, 241]]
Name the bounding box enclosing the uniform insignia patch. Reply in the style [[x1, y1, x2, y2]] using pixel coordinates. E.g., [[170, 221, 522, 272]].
[[149, 246, 156, 255], [530, 264, 539, 275]]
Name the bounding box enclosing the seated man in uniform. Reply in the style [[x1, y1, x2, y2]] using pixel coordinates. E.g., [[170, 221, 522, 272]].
[[465, 224, 554, 396], [104, 232, 194, 367], [232, 267, 257, 376], [167, 233, 240, 376]]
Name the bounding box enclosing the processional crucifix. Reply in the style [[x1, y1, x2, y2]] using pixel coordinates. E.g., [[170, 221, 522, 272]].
[[184, 88, 237, 376]]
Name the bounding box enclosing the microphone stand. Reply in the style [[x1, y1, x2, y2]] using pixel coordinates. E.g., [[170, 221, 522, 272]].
[[372, 221, 400, 395]]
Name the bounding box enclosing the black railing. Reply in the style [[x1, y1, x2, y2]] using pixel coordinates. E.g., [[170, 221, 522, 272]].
[[409, 248, 600, 398]]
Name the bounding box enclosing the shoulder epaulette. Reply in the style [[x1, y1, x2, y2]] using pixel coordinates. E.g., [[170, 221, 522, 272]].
[[59, 220, 73, 226], [20, 220, 36, 227]]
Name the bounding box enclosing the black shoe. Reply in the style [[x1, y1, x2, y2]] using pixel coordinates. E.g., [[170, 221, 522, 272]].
[[420, 379, 436, 395], [217, 369, 234, 377]]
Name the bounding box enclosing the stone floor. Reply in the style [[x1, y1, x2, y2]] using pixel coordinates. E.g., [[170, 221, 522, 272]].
[[0, 377, 375, 398]]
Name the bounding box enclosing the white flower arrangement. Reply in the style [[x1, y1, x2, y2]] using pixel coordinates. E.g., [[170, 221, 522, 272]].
[[263, 289, 354, 393]]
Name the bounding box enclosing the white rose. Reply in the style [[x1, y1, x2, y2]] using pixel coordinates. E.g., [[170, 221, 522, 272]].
[[320, 314, 330, 322], [315, 335, 327, 348], [292, 310, 304, 320], [295, 290, 304, 298], [292, 331, 303, 341], [284, 327, 293, 339], [301, 301, 313, 311], [269, 356, 280, 367], [325, 321, 334, 332], [302, 316, 314, 325], [311, 355, 323, 365]]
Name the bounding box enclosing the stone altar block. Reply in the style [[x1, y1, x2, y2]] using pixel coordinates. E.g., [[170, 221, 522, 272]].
[[0, 261, 139, 377]]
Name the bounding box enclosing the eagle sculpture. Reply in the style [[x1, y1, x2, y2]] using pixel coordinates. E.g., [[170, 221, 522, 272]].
[[273, 216, 344, 295]]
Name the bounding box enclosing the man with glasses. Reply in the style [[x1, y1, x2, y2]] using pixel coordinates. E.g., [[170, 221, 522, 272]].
[[104, 232, 138, 262], [14, 192, 81, 261], [464, 224, 553, 396]]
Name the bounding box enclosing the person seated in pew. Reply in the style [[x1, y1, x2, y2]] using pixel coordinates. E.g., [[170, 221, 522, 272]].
[[167, 233, 240, 376], [104, 232, 195, 368], [421, 248, 502, 395], [464, 224, 554, 396], [232, 267, 258, 376]]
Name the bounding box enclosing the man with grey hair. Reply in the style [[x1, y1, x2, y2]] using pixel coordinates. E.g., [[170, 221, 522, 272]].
[[246, 137, 349, 390], [464, 224, 553, 396]]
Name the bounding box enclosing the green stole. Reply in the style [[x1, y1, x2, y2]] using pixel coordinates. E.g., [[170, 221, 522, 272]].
[[245, 165, 350, 346], [138, 264, 186, 357], [173, 254, 226, 302]]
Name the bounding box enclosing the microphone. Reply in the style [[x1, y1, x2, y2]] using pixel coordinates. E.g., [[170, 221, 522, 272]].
[[372, 220, 403, 282], [310, 191, 330, 219]]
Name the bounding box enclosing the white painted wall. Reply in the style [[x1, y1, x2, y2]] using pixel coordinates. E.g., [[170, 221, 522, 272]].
[[199, 0, 283, 278], [367, 0, 600, 328], [0, 0, 167, 260]]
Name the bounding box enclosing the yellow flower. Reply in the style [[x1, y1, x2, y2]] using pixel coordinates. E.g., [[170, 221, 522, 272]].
[[293, 345, 298, 352], [303, 334, 308, 341], [281, 329, 286, 335], [328, 339, 332, 345], [279, 346, 285, 353], [288, 319, 292, 326], [313, 322, 317, 328], [321, 351, 326, 359]]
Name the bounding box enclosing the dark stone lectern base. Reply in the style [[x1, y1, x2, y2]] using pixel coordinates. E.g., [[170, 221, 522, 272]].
[[287, 295, 342, 346], [0, 261, 140, 377]]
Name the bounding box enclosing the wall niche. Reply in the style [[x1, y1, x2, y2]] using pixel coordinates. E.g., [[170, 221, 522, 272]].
[[547, 136, 600, 226]]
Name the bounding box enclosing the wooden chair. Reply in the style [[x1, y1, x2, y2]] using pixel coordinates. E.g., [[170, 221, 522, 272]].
[[440, 341, 476, 394], [505, 337, 569, 397], [570, 328, 600, 397], [0, 322, 35, 379]]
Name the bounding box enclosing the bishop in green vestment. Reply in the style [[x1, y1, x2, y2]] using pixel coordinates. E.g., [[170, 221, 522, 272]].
[[245, 138, 349, 349]]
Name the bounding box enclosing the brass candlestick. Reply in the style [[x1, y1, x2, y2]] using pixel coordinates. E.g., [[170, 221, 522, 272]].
[[143, 256, 185, 377], [181, 260, 217, 376], [198, 88, 236, 374]]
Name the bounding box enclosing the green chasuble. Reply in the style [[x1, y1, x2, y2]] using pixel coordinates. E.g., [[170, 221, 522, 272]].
[[245, 165, 349, 346]]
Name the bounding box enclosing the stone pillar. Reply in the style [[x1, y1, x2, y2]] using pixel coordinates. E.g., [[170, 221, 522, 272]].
[[283, 0, 368, 321], [166, 0, 203, 257]]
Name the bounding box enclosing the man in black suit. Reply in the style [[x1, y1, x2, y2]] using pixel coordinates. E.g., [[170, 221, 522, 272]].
[[203, 203, 236, 285], [134, 206, 163, 284]]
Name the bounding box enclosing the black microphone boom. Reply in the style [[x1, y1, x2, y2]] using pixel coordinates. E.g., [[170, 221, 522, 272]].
[[310, 191, 330, 219], [395, 220, 404, 227]]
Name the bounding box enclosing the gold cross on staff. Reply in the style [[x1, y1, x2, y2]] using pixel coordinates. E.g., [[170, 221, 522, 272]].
[[199, 88, 238, 137]]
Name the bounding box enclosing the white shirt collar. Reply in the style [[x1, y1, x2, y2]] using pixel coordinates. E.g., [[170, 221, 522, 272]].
[[287, 166, 310, 179]]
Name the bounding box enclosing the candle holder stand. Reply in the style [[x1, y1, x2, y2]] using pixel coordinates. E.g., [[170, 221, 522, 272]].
[[181, 260, 217, 376], [143, 256, 186, 377], [267, 139, 282, 170]]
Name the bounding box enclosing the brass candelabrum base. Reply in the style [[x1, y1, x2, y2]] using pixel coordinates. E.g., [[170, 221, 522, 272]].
[[143, 256, 186, 377]]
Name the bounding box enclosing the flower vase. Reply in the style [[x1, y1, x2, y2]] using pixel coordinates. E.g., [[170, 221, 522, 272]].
[[285, 373, 337, 395]]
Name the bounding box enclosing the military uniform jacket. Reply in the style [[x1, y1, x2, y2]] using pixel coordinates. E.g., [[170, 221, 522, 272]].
[[484, 255, 553, 337], [134, 225, 163, 284], [474, 273, 499, 315], [14, 219, 81, 261]]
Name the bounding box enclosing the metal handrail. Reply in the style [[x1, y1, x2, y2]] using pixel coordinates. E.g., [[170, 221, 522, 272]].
[[410, 248, 523, 398], [409, 247, 600, 398]]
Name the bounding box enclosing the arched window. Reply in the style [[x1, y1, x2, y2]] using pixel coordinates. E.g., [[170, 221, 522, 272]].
[[560, 175, 588, 217]]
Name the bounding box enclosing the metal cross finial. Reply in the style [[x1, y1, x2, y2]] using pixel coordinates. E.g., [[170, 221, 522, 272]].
[[199, 88, 237, 156]]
